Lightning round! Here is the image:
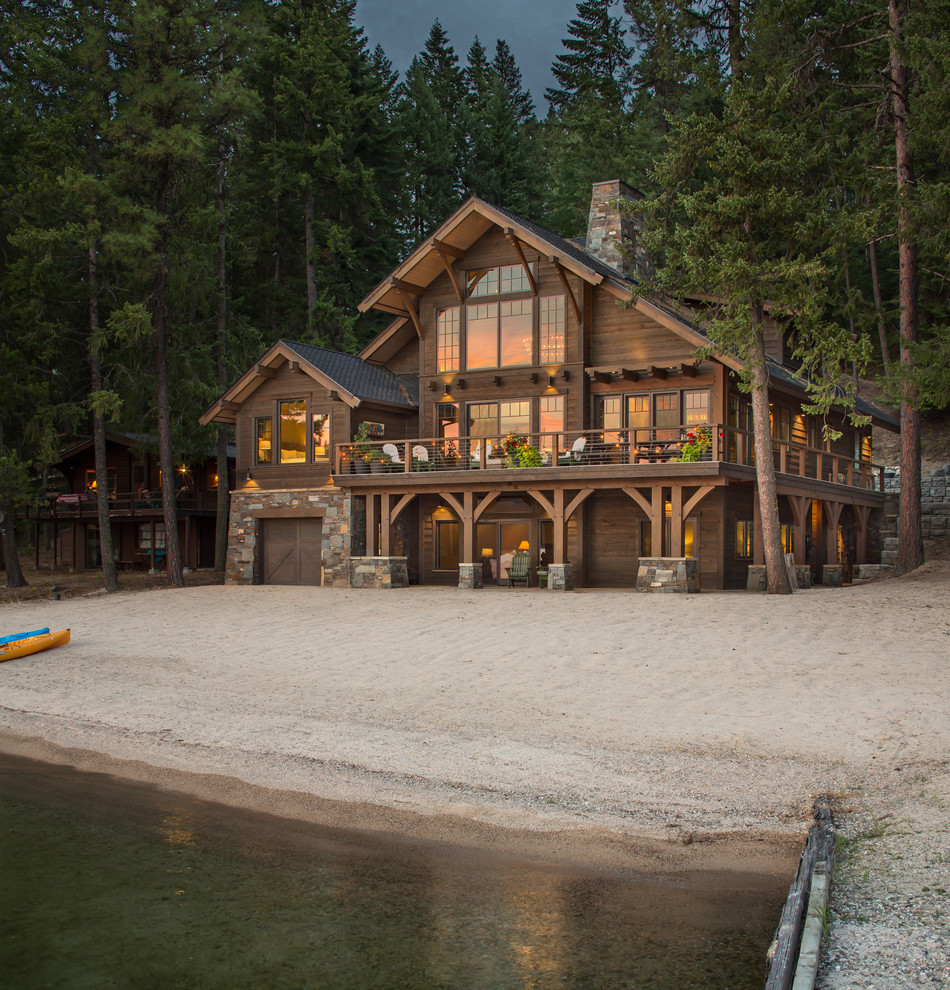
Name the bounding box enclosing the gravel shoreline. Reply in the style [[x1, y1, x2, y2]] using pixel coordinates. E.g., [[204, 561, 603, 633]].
[[1, 570, 948, 986]]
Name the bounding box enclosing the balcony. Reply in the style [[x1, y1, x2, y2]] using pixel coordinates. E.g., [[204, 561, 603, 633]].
[[21, 490, 221, 521], [334, 425, 884, 492]]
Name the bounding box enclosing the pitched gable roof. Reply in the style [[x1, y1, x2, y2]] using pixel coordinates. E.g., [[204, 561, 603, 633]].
[[199, 339, 416, 426]]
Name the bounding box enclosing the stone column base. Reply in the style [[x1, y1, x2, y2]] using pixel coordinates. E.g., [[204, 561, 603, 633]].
[[547, 562, 573, 591], [822, 564, 843, 587], [746, 564, 768, 591], [350, 556, 408, 588], [458, 563, 483, 589], [637, 557, 699, 593]]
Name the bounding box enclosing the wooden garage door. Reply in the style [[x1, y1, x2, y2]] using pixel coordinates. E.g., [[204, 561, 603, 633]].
[[261, 518, 324, 585]]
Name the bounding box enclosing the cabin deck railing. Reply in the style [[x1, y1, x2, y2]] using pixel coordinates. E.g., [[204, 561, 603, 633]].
[[19, 490, 220, 520], [334, 424, 885, 492]]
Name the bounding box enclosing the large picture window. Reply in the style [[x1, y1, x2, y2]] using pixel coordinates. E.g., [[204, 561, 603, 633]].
[[539, 395, 564, 450], [466, 300, 534, 369], [279, 399, 307, 464], [467, 400, 531, 444]]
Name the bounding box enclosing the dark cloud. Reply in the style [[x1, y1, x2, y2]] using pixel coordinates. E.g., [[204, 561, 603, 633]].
[[354, 0, 581, 109]]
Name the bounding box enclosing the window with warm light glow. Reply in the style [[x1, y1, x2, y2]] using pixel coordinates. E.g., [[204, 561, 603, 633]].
[[539, 296, 565, 363], [539, 395, 564, 450], [736, 519, 753, 559], [84, 468, 117, 494], [499, 299, 533, 366], [256, 417, 272, 465], [654, 392, 679, 440], [781, 523, 793, 554], [436, 307, 460, 372], [467, 263, 534, 297], [279, 399, 306, 464], [311, 412, 330, 461], [684, 389, 709, 426], [438, 403, 459, 439]]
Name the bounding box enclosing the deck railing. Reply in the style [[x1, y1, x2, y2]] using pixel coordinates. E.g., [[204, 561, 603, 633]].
[[22, 490, 220, 519], [335, 424, 884, 492]]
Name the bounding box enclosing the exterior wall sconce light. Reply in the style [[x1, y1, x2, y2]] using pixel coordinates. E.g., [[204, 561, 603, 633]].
[[442, 382, 454, 401], [543, 375, 559, 396], [245, 468, 253, 482]]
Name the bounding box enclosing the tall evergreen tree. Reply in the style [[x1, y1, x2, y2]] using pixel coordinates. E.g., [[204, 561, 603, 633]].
[[491, 39, 535, 126]]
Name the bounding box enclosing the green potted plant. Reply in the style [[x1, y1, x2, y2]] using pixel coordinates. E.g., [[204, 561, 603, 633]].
[[677, 426, 711, 462], [518, 444, 543, 468], [352, 422, 374, 473]]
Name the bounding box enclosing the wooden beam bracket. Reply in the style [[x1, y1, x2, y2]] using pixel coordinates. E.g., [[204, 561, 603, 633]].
[[621, 368, 639, 382], [505, 229, 538, 295], [650, 365, 668, 380], [256, 364, 277, 379], [550, 257, 581, 322]]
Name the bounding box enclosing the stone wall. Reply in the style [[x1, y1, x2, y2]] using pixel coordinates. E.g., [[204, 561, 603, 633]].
[[880, 469, 950, 566], [225, 486, 352, 586], [635, 557, 699, 593], [349, 556, 408, 589]]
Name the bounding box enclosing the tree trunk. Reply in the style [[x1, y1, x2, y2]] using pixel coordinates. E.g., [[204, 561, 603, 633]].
[[89, 241, 118, 592], [866, 201, 892, 370], [215, 137, 229, 572], [1, 498, 28, 587], [749, 315, 792, 594], [889, 0, 924, 574], [153, 166, 184, 587], [305, 180, 317, 336]]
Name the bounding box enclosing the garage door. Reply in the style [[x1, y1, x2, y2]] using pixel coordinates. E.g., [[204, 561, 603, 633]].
[[261, 518, 324, 585]]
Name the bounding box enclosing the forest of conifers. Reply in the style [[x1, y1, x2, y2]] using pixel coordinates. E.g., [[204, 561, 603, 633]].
[[1, 0, 947, 580]]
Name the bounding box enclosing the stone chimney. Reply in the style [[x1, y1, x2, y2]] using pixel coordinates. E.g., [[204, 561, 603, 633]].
[[585, 180, 650, 279]]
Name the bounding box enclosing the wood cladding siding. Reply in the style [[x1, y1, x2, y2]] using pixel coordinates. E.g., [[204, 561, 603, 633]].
[[585, 491, 640, 586], [589, 288, 698, 368]]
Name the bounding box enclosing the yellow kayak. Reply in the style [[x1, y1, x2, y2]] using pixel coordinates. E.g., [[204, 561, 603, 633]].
[[0, 628, 70, 662]]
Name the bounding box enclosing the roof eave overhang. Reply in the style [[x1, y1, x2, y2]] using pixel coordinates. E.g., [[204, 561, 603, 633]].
[[200, 341, 362, 425], [358, 198, 614, 318]]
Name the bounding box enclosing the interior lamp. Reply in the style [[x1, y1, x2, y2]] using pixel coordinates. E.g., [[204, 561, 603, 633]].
[[481, 547, 493, 557], [517, 540, 530, 552]]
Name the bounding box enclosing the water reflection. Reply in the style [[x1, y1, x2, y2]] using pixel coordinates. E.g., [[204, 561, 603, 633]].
[[0, 755, 786, 990]]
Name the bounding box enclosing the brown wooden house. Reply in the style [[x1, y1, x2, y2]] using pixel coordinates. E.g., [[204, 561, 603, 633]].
[[202, 181, 896, 590], [23, 432, 233, 571]]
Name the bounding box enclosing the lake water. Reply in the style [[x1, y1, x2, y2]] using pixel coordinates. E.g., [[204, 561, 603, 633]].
[[0, 754, 787, 989]]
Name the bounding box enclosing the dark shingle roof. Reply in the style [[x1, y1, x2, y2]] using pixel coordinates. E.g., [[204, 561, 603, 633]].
[[281, 340, 416, 408]]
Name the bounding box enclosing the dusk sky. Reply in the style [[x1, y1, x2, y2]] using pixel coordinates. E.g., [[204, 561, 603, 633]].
[[354, 0, 586, 110]]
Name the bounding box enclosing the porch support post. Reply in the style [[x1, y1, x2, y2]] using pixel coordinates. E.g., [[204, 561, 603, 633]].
[[379, 494, 393, 557], [365, 493, 377, 556], [669, 485, 684, 557], [753, 489, 764, 565], [854, 504, 871, 564], [824, 500, 843, 563], [788, 495, 810, 565]]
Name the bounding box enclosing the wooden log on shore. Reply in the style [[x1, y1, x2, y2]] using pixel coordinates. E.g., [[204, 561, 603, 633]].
[[765, 801, 836, 990]]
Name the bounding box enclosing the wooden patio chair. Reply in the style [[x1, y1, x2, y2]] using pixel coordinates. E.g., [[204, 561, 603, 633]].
[[506, 552, 531, 587]]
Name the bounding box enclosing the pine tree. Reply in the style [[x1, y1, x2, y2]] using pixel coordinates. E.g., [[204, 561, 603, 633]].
[[491, 40, 535, 125]]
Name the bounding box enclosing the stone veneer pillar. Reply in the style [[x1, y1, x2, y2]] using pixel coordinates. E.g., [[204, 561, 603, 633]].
[[637, 557, 699, 593], [547, 562, 573, 591], [225, 486, 352, 586], [458, 563, 483, 590], [350, 556, 408, 588]]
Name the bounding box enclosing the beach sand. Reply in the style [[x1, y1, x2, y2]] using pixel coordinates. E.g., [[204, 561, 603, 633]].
[[1, 568, 948, 986]]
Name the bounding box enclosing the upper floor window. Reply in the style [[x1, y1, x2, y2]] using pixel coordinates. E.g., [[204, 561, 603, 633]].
[[256, 417, 272, 465], [84, 468, 117, 494], [466, 299, 533, 369], [279, 399, 306, 464], [539, 296, 565, 364], [468, 264, 534, 298], [311, 412, 330, 461], [437, 307, 460, 372], [539, 395, 564, 451]]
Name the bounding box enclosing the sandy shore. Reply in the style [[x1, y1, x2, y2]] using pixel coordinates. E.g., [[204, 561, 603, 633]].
[[2, 569, 949, 986]]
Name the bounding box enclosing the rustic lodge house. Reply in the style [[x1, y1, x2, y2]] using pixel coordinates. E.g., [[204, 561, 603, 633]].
[[22, 432, 233, 572], [201, 181, 896, 591]]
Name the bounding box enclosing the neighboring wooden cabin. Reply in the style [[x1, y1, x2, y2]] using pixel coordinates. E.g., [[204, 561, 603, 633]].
[[205, 181, 896, 590], [23, 432, 233, 571]]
